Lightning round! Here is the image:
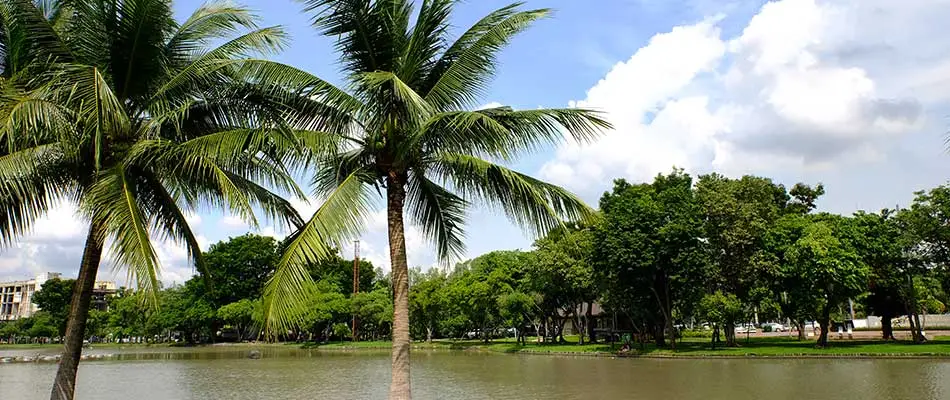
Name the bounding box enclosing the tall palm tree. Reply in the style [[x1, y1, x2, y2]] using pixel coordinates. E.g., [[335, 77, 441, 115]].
[[0, 1, 319, 399], [263, 1, 611, 398]]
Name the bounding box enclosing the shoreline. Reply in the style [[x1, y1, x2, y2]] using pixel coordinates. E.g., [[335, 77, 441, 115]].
[[4, 337, 950, 362]]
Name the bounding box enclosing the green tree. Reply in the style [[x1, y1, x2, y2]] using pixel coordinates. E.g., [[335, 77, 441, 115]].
[[306, 251, 378, 295], [31, 278, 76, 336], [409, 268, 446, 342], [532, 225, 598, 344], [697, 291, 742, 349], [786, 217, 868, 347], [217, 299, 259, 341], [264, 3, 609, 396], [0, 2, 310, 397], [203, 234, 279, 307], [497, 291, 538, 345], [758, 213, 814, 340], [696, 174, 789, 346], [351, 287, 394, 341], [596, 170, 707, 348], [899, 185, 950, 341], [27, 312, 59, 339], [296, 280, 350, 341], [852, 210, 910, 340], [107, 289, 148, 341]]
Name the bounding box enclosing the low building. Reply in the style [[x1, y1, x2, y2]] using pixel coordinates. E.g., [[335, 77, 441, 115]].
[[0, 274, 118, 320], [91, 281, 119, 311], [0, 272, 61, 321]]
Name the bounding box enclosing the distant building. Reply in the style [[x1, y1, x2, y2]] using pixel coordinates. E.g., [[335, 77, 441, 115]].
[[91, 281, 119, 311], [0, 273, 118, 320], [0, 272, 61, 321]]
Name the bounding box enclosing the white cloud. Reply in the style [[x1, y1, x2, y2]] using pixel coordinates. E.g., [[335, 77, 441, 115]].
[[219, 215, 248, 229], [30, 203, 86, 241], [184, 212, 202, 227], [541, 0, 940, 195]]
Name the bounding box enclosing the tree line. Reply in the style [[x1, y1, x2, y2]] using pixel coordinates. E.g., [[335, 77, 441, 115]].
[[7, 170, 948, 352], [1, 234, 391, 344], [0, 1, 610, 398], [408, 169, 949, 349]]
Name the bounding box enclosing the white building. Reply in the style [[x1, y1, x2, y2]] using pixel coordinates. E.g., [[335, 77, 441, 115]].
[[0, 272, 61, 321]]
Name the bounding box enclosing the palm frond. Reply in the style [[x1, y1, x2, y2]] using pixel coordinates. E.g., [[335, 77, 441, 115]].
[[84, 165, 162, 305], [132, 169, 207, 278], [0, 144, 75, 246], [415, 107, 610, 161], [303, 0, 412, 76], [263, 169, 375, 336], [154, 26, 289, 99], [398, 0, 453, 85], [0, 0, 72, 78], [108, 0, 175, 101], [406, 170, 467, 261], [432, 152, 593, 237], [166, 1, 258, 59], [358, 70, 432, 125], [423, 4, 549, 111]]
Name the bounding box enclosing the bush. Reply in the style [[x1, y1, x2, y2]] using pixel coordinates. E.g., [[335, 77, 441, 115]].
[[681, 329, 713, 338]]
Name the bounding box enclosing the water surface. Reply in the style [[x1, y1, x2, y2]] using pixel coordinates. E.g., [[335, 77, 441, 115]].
[[2, 346, 948, 399]]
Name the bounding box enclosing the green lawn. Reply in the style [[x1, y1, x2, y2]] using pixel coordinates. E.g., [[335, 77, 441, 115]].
[[7, 336, 948, 358], [306, 335, 950, 357]]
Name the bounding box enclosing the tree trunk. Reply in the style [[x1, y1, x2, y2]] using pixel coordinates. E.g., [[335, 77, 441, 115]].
[[574, 306, 585, 345], [881, 315, 894, 340], [585, 302, 595, 344], [912, 312, 926, 343], [425, 325, 433, 344], [817, 304, 832, 348], [557, 318, 566, 343], [724, 321, 737, 347], [711, 325, 719, 349], [51, 223, 104, 400], [386, 177, 412, 400], [796, 320, 806, 341]]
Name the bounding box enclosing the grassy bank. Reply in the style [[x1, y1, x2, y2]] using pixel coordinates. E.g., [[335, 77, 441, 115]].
[[6, 336, 948, 358], [299, 335, 950, 358], [0, 342, 170, 350]]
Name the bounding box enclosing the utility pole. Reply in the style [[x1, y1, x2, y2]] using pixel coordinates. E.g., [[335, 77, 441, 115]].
[[352, 240, 360, 342]]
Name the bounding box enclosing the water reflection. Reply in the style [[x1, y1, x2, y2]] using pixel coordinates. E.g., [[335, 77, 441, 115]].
[[1, 348, 948, 400]]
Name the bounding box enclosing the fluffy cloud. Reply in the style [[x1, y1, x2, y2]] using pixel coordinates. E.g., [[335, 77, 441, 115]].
[[541, 0, 945, 198]]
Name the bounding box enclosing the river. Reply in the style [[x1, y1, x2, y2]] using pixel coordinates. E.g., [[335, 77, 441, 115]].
[[1, 346, 949, 399]]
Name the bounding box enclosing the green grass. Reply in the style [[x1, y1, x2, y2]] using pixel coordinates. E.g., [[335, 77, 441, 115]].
[[0, 342, 172, 350], [8, 336, 948, 358], [300, 335, 950, 358]]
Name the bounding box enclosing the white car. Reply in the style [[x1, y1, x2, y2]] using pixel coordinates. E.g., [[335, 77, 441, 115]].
[[735, 325, 757, 334], [761, 322, 786, 332]]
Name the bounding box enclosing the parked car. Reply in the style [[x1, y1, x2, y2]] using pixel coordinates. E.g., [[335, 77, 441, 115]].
[[463, 330, 481, 340], [760, 322, 786, 332], [734, 325, 757, 334]]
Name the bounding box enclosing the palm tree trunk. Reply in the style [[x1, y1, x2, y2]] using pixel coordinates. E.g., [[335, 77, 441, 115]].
[[386, 176, 411, 400], [51, 223, 103, 400]]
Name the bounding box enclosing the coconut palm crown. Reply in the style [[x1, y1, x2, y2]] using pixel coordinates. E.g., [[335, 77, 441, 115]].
[[261, 1, 612, 398], [0, 1, 320, 398]]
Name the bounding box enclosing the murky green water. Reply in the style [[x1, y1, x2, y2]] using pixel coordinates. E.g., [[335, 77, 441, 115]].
[[2, 346, 949, 399]]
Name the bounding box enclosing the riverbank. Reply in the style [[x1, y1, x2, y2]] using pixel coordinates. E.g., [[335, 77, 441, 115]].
[[4, 336, 949, 359], [298, 336, 950, 358]]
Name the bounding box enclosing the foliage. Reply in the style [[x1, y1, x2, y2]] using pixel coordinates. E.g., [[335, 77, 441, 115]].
[[595, 170, 707, 346], [31, 278, 75, 336], [217, 299, 260, 341], [202, 235, 280, 307]]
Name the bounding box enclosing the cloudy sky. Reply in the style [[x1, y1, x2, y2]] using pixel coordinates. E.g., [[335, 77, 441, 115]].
[[2, 0, 950, 286]]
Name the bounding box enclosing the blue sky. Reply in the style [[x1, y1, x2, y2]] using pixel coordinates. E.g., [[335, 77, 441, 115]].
[[3, 0, 950, 285]]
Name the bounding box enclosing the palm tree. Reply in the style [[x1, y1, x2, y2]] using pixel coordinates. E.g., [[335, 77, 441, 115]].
[[0, 1, 319, 399], [263, 1, 611, 398]]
